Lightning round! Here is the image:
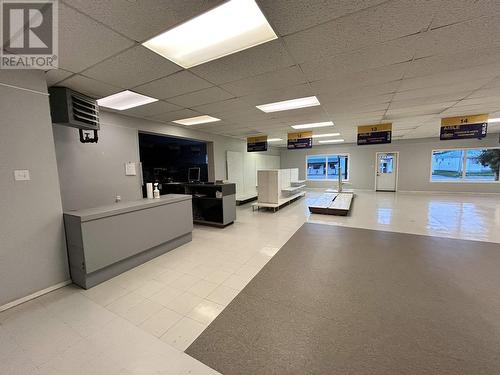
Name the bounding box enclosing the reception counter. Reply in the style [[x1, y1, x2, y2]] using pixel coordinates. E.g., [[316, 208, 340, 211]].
[[64, 194, 193, 289]]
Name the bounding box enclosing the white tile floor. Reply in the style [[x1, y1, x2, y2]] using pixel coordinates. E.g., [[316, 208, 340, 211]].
[[1, 190, 499, 375]]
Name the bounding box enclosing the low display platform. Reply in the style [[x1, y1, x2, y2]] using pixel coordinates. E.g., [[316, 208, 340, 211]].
[[252, 191, 305, 212], [308, 192, 354, 216], [236, 193, 258, 205]]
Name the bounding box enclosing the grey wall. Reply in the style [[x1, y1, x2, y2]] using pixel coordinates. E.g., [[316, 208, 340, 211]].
[[280, 134, 500, 193], [53, 110, 280, 211], [53, 123, 142, 211], [0, 71, 68, 307]]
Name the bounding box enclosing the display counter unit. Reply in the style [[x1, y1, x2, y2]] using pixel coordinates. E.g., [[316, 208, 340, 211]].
[[63, 194, 193, 289], [163, 182, 236, 227], [252, 168, 305, 212]]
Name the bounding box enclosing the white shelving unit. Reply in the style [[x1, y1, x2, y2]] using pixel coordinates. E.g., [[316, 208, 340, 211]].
[[226, 151, 280, 205], [252, 168, 305, 212]]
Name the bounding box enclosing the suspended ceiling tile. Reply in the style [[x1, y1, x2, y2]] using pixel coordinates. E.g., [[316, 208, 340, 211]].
[[284, 0, 432, 63], [241, 83, 314, 106], [190, 40, 295, 85], [311, 80, 400, 99], [393, 80, 491, 101], [319, 93, 394, 108], [429, 0, 500, 29], [192, 98, 252, 116], [58, 74, 122, 98], [303, 61, 409, 86], [407, 46, 500, 79], [82, 46, 182, 88], [45, 69, 74, 86], [133, 71, 213, 100], [148, 108, 202, 122], [468, 88, 500, 99], [454, 97, 500, 107], [398, 64, 500, 92], [64, 0, 225, 42], [57, 3, 134, 73], [440, 104, 500, 116], [415, 15, 500, 59], [220, 66, 307, 97], [121, 100, 182, 118], [297, 32, 418, 68], [259, 0, 387, 36], [389, 93, 470, 109], [168, 87, 234, 107]]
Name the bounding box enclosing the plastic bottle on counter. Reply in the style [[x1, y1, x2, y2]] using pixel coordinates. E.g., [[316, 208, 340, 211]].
[[153, 183, 160, 199]]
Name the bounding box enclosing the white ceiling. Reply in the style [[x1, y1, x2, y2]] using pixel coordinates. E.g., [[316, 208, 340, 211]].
[[48, 0, 500, 145]]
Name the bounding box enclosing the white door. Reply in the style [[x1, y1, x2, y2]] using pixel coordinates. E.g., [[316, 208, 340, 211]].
[[376, 152, 398, 191]]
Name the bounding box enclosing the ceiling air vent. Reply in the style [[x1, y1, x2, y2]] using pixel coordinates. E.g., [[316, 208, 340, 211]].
[[49, 87, 100, 130]]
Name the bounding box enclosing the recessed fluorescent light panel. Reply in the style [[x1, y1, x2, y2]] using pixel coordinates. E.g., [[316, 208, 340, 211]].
[[291, 121, 334, 130], [256, 96, 320, 113], [488, 118, 500, 123], [319, 139, 345, 144], [172, 115, 220, 126], [267, 138, 283, 142], [97, 90, 158, 110], [142, 0, 277, 68], [312, 132, 341, 138]]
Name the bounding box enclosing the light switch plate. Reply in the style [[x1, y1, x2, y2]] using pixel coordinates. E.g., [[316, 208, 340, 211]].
[[14, 169, 30, 181]]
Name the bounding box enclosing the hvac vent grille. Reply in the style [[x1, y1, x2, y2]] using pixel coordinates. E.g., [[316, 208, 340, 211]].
[[70, 93, 99, 128], [49, 87, 100, 130]]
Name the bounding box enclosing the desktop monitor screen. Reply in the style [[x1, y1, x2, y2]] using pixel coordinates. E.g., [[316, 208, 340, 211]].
[[188, 167, 200, 182]]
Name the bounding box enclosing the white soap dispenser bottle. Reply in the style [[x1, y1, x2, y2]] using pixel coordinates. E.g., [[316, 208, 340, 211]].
[[153, 183, 160, 199]]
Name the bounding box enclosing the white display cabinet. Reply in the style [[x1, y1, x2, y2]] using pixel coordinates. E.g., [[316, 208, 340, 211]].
[[253, 168, 305, 212]]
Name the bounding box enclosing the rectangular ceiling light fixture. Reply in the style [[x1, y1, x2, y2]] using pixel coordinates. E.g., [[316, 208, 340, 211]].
[[97, 90, 158, 110], [312, 132, 340, 138], [318, 139, 345, 144], [256, 96, 320, 113], [267, 138, 283, 142], [142, 0, 277, 68], [291, 121, 334, 130], [488, 118, 500, 123], [172, 115, 221, 125]]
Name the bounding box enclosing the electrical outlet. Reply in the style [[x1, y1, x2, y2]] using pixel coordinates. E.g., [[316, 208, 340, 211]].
[[14, 170, 30, 181]]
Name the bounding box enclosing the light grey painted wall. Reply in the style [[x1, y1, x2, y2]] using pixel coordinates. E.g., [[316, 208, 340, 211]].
[[0, 71, 68, 306], [100, 111, 280, 180], [280, 134, 500, 193], [53, 123, 142, 211], [53, 110, 279, 211]]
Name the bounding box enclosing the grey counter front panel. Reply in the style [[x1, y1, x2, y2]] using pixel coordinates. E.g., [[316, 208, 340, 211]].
[[64, 194, 193, 288]]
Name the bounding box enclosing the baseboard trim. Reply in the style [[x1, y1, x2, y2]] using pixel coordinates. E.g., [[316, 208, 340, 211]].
[[0, 280, 72, 312]]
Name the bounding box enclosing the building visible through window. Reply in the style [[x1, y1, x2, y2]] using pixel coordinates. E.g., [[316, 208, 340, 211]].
[[307, 154, 349, 181], [431, 148, 499, 182]]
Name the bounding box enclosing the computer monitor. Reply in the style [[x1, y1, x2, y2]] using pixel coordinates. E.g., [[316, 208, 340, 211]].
[[188, 167, 200, 182]]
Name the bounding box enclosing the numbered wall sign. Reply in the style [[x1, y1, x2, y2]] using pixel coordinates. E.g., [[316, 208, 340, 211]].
[[247, 135, 268, 152], [440, 114, 488, 140], [357, 123, 392, 145], [287, 131, 313, 149]]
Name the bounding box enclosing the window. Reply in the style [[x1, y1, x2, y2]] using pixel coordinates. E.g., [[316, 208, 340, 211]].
[[431, 148, 499, 182], [307, 154, 349, 181]]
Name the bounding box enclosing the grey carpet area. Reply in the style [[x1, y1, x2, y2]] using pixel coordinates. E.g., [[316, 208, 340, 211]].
[[186, 223, 500, 375]]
